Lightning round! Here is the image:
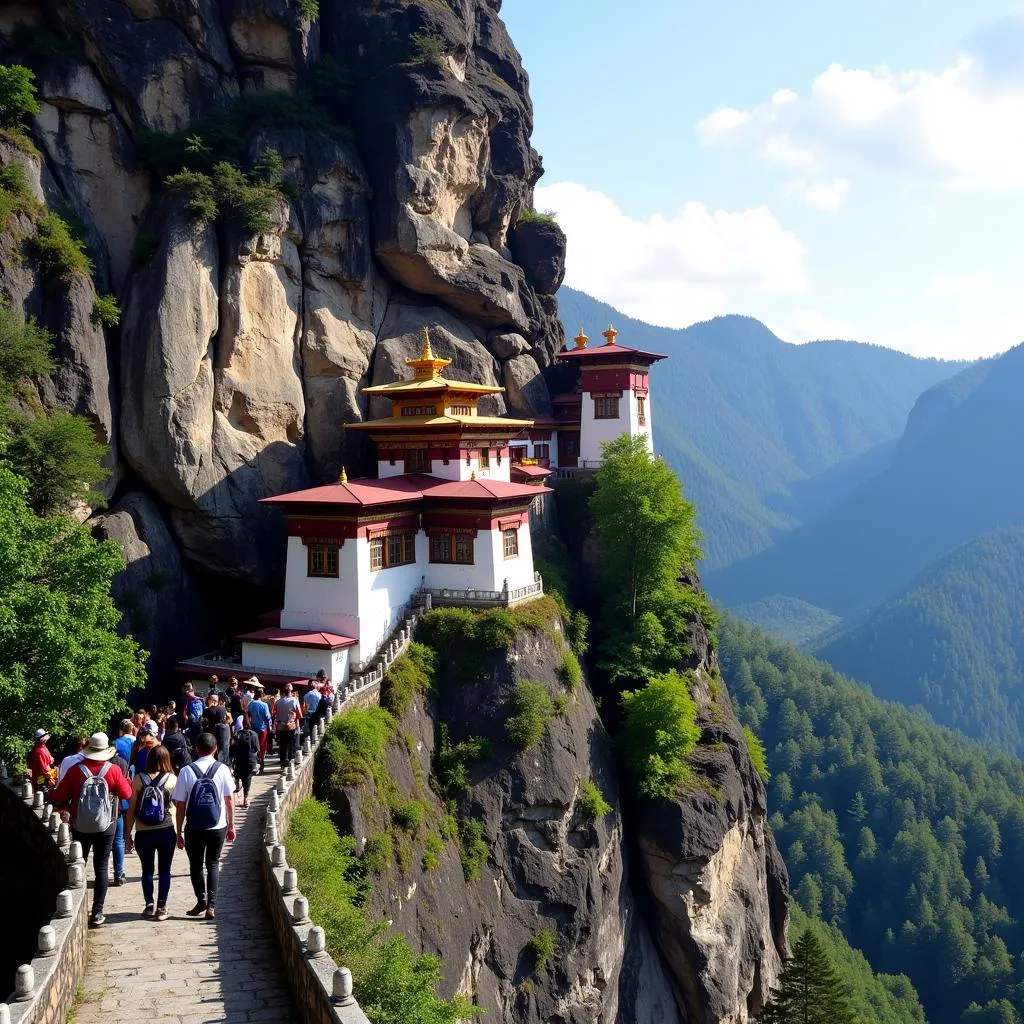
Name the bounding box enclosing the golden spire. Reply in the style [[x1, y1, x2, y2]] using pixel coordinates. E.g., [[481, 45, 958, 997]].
[[602, 323, 618, 346], [338, 466, 348, 484], [405, 326, 452, 381], [470, 470, 477, 480], [574, 327, 588, 350]]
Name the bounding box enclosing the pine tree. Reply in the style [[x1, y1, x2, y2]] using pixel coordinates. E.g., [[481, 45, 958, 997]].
[[759, 930, 855, 1024]]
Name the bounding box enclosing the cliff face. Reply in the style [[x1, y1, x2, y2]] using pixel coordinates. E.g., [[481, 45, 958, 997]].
[[321, 599, 787, 1023], [0, 0, 564, 659]]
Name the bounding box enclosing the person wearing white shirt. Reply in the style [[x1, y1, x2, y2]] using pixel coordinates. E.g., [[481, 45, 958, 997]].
[[171, 732, 235, 920], [57, 737, 86, 781]]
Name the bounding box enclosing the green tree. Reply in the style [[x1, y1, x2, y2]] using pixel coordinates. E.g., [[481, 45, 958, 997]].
[[6, 411, 109, 516], [0, 64, 40, 130], [0, 465, 146, 767], [590, 433, 701, 621], [759, 930, 855, 1024], [0, 305, 52, 411]]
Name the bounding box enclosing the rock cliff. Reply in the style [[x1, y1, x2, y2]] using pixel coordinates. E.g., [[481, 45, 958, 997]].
[[0, 0, 564, 652]]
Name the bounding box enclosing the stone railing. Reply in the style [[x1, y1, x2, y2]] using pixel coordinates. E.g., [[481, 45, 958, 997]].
[[424, 572, 543, 608], [259, 706, 370, 1024], [0, 783, 89, 1024], [346, 591, 429, 692]]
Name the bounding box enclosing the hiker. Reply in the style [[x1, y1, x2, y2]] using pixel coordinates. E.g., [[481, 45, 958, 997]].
[[27, 728, 54, 793], [183, 684, 205, 741], [302, 680, 321, 738], [171, 732, 235, 920], [132, 726, 158, 776], [57, 736, 86, 782], [275, 683, 302, 767], [124, 745, 177, 921], [50, 733, 132, 928], [162, 716, 193, 772], [203, 693, 232, 766], [246, 681, 271, 774], [113, 719, 135, 763], [230, 714, 260, 808], [207, 675, 222, 699]]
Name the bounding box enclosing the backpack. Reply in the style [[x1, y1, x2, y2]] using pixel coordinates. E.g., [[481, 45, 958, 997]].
[[277, 696, 298, 729], [76, 763, 115, 834], [138, 772, 169, 826], [185, 762, 223, 831], [188, 696, 204, 725], [167, 734, 192, 771]]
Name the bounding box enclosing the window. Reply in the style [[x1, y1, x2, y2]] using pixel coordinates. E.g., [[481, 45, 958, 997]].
[[533, 443, 550, 464], [502, 527, 519, 559], [637, 395, 646, 425], [370, 531, 416, 570], [594, 395, 620, 419], [481, 449, 490, 468], [405, 449, 428, 473], [447, 404, 472, 416], [430, 531, 474, 564], [401, 405, 436, 417], [307, 542, 339, 578], [511, 446, 526, 464]]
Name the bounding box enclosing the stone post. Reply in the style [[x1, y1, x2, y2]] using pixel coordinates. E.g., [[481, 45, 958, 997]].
[[20, 781, 32, 802], [332, 968, 355, 1006], [282, 868, 297, 895], [57, 823, 70, 849], [271, 844, 286, 868], [293, 896, 309, 924], [33, 790, 44, 810], [68, 862, 85, 888], [306, 926, 327, 958], [263, 824, 279, 847], [55, 891, 73, 918], [14, 965, 34, 1000], [276, 776, 286, 795], [67, 840, 83, 865], [0, 1002, 10, 1023], [268, 790, 280, 813], [37, 925, 56, 956]]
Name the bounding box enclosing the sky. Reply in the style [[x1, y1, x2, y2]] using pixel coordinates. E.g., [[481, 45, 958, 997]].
[[500, 1, 1024, 360]]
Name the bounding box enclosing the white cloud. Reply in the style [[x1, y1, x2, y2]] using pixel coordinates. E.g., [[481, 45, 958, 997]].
[[535, 181, 806, 330], [784, 309, 859, 343], [927, 272, 994, 296], [783, 177, 850, 211], [697, 36, 1024, 193]]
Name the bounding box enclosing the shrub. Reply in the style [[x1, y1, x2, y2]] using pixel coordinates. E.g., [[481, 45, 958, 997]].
[[505, 680, 555, 753], [578, 780, 612, 821], [362, 831, 393, 873], [567, 609, 589, 656], [526, 930, 556, 973], [435, 727, 491, 798], [516, 208, 561, 230], [31, 213, 92, 280], [0, 162, 29, 196], [130, 232, 159, 269], [0, 304, 52, 406], [422, 833, 444, 872], [417, 607, 479, 657], [90, 294, 120, 328], [317, 707, 396, 787], [743, 725, 770, 784], [553, 693, 569, 715], [390, 798, 425, 833], [475, 608, 517, 649], [558, 647, 583, 691], [458, 816, 489, 881], [620, 670, 701, 799], [295, 0, 319, 19], [381, 642, 435, 715], [0, 64, 40, 130], [408, 32, 449, 66]]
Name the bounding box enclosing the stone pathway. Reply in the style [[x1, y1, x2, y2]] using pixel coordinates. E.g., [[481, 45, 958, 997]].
[[74, 759, 297, 1024]]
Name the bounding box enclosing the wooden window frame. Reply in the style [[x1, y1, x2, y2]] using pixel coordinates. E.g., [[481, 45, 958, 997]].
[[405, 449, 429, 473], [307, 542, 340, 578], [502, 526, 519, 559], [533, 442, 550, 463], [370, 531, 416, 571], [401, 405, 437, 417], [429, 531, 475, 565], [594, 395, 620, 419], [637, 395, 647, 426], [481, 448, 490, 469]]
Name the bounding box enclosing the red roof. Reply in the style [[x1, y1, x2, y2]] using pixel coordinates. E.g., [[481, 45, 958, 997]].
[[262, 473, 549, 509], [556, 343, 666, 362], [174, 663, 309, 687], [510, 464, 552, 481], [237, 627, 357, 649]]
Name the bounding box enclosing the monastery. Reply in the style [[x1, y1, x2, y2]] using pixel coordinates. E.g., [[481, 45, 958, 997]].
[[177, 325, 665, 690]]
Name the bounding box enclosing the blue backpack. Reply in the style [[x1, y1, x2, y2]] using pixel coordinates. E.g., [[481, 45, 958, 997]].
[[138, 772, 168, 826], [188, 696, 204, 725], [185, 762, 223, 830]]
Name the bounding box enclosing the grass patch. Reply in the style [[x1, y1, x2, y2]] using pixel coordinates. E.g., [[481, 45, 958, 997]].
[[381, 642, 435, 715], [516, 208, 562, 231], [288, 799, 480, 1021], [390, 797, 426, 833], [578, 780, 611, 821], [526, 930, 556, 973], [505, 680, 555, 753], [435, 726, 491, 798], [458, 815, 488, 881], [314, 706, 396, 795], [558, 647, 583, 690], [362, 830, 393, 873], [90, 294, 120, 328], [0, 127, 40, 156], [31, 212, 92, 281], [422, 833, 444, 872]]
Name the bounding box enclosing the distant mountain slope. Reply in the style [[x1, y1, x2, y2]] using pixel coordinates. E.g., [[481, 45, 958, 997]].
[[814, 526, 1024, 753], [710, 344, 1024, 614], [557, 288, 963, 569], [732, 595, 841, 647]]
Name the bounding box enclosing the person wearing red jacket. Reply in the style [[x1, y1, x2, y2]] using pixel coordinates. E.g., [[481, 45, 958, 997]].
[[50, 732, 132, 928], [27, 728, 54, 793]]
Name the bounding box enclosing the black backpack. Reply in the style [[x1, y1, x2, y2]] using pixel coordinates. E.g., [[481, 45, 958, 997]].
[[166, 733, 192, 771]]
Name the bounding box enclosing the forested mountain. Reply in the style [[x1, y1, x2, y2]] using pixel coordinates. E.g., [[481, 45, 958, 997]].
[[721, 616, 1024, 1024], [711, 344, 1024, 616], [814, 527, 1024, 753], [557, 288, 962, 570]]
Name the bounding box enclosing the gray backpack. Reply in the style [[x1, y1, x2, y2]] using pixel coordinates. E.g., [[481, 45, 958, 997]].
[[76, 763, 115, 833]]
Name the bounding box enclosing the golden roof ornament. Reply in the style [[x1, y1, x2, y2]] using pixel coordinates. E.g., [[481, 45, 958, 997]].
[[574, 327, 588, 350], [406, 326, 452, 381], [338, 466, 348, 484], [602, 323, 618, 346]]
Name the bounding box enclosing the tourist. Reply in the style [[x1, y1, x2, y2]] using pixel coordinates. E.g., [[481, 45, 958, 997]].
[[207, 675, 222, 699], [183, 684, 204, 740], [228, 679, 243, 722], [275, 683, 302, 767], [50, 733, 132, 928], [132, 727, 158, 776], [124, 745, 177, 921], [27, 728, 54, 793], [162, 716, 193, 771], [302, 680, 321, 738], [246, 681, 271, 774], [231, 714, 260, 808], [311, 685, 331, 733], [203, 693, 232, 766], [113, 720, 135, 764], [57, 736, 86, 782], [110, 743, 131, 888], [171, 732, 235, 920]]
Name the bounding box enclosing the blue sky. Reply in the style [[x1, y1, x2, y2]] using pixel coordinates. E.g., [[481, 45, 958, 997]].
[[501, 1, 1024, 358]]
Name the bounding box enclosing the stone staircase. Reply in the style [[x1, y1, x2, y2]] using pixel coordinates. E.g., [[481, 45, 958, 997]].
[[343, 590, 431, 698]]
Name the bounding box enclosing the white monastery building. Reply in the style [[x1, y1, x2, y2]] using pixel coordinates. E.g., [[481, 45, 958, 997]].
[[177, 325, 665, 690]]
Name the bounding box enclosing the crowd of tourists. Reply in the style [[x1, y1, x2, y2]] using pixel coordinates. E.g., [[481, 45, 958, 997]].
[[27, 672, 336, 929]]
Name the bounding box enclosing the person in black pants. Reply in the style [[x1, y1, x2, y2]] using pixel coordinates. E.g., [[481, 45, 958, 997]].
[[230, 714, 260, 808], [171, 733, 235, 920], [202, 694, 232, 766]]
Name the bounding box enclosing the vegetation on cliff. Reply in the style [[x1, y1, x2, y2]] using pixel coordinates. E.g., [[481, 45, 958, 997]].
[[722, 615, 1024, 1024]]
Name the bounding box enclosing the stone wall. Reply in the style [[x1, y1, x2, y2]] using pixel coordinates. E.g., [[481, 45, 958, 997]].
[[258, 707, 371, 1024], [0, 783, 89, 1024]]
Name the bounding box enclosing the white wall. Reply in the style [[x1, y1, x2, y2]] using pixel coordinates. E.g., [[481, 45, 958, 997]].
[[354, 534, 425, 665], [580, 389, 628, 464], [280, 537, 360, 638], [377, 453, 512, 482], [239, 642, 350, 686], [486, 521, 536, 592], [424, 531, 495, 591]]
